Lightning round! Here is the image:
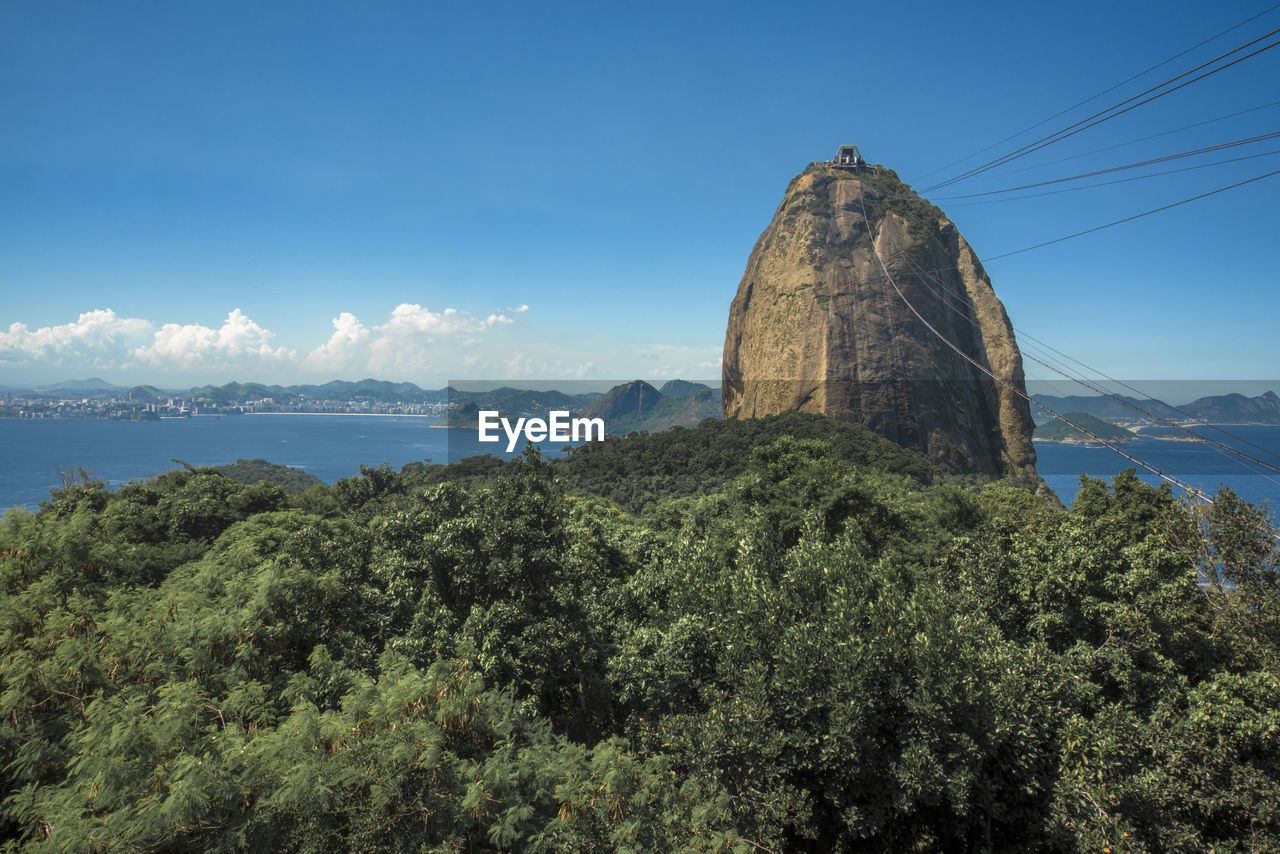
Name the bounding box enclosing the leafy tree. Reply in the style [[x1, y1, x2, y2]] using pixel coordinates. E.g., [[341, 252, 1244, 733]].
[[3, 427, 1279, 851]]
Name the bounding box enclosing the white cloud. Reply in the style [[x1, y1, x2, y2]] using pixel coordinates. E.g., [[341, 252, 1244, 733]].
[[304, 312, 372, 372], [366, 304, 492, 373], [0, 309, 152, 366], [1, 301, 546, 383], [304, 303, 518, 376], [379, 303, 489, 337], [134, 309, 292, 368]]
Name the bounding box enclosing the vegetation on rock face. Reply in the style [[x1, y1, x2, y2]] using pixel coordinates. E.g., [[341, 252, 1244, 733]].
[[2, 415, 1278, 852]]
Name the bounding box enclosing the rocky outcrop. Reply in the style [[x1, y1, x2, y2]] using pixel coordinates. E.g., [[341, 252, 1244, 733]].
[[722, 161, 1038, 479], [582, 380, 722, 434], [583, 380, 663, 423]]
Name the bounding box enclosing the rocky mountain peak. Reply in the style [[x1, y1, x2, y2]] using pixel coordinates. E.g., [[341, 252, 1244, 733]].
[[722, 159, 1038, 479]]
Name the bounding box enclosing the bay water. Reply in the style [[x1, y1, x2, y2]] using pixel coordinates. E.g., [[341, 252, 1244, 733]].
[[2, 416, 1278, 515], [1035, 424, 1280, 511], [0, 415, 525, 512]]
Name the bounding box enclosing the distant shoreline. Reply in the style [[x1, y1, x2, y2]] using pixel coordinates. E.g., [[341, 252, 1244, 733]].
[[1033, 437, 1135, 445], [244, 412, 438, 419], [0, 411, 442, 422], [1034, 424, 1278, 446]]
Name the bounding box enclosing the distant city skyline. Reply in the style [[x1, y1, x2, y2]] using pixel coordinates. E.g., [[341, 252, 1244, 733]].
[[7, 376, 1279, 411], [3, 0, 1278, 392]]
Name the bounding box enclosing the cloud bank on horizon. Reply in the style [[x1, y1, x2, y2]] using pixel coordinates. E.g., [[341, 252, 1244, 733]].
[[0, 305, 720, 386], [0, 304, 508, 381]]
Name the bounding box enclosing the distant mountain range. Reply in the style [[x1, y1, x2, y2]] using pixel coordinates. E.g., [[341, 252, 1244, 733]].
[[1028, 394, 1181, 424], [4, 378, 717, 407], [10, 378, 1274, 428], [585, 381, 720, 433], [436, 380, 721, 433], [1179, 391, 1280, 424], [657, 379, 713, 398], [48, 377, 122, 392], [435, 387, 604, 428], [451, 386, 600, 413], [23, 378, 128, 393], [5, 378, 451, 404], [1031, 391, 1280, 426]]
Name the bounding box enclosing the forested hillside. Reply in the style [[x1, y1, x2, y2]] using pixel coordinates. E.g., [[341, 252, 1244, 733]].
[[411, 411, 949, 513], [2, 417, 1278, 852]]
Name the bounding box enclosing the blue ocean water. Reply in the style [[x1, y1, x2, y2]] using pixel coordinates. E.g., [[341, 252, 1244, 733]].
[[2, 417, 1277, 515], [0, 415, 547, 513], [1035, 425, 1280, 510]]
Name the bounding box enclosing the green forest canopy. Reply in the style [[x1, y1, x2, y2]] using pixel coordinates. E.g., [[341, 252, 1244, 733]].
[[2, 412, 1278, 852]]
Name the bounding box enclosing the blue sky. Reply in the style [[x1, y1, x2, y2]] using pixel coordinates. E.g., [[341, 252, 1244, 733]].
[[2, 0, 1277, 390]]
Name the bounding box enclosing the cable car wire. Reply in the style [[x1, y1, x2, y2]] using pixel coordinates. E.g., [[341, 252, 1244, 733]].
[[982, 166, 1280, 260], [893, 251, 1280, 485], [986, 99, 1280, 181], [861, 250, 1280, 466], [847, 204, 1280, 495], [916, 2, 1280, 182], [944, 146, 1280, 206], [934, 131, 1280, 200], [923, 28, 1280, 192], [852, 183, 1213, 498]]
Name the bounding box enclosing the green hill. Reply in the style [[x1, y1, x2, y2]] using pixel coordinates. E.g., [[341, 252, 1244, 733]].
[[577, 381, 721, 435], [1183, 390, 1280, 424], [657, 379, 713, 398], [434, 400, 482, 428], [581, 380, 662, 423], [1035, 412, 1136, 442], [211, 458, 324, 493], [605, 388, 721, 433], [408, 409, 945, 513], [125, 384, 169, 401], [449, 386, 598, 415]]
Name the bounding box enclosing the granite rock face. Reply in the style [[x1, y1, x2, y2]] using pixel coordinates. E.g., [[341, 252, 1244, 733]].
[[722, 162, 1038, 479], [582, 380, 662, 423]]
